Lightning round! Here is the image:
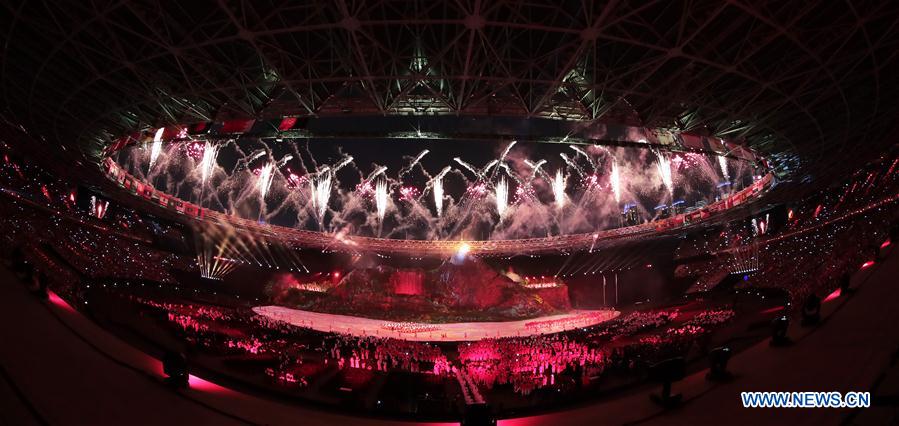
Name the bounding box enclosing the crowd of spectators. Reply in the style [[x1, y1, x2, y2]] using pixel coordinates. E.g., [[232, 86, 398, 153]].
[[674, 147, 899, 306], [1, 141, 897, 414]]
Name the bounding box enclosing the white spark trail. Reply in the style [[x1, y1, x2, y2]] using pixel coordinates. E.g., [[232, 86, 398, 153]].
[[480, 159, 499, 177], [495, 176, 508, 217], [559, 153, 585, 177], [247, 150, 266, 163], [498, 163, 523, 186], [553, 169, 566, 209], [366, 165, 388, 181], [333, 155, 354, 172], [454, 158, 479, 176], [525, 159, 548, 181], [498, 141, 517, 163], [257, 162, 275, 199], [569, 145, 593, 164], [375, 178, 388, 222], [432, 167, 450, 216], [399, 150, 429, 179], [718, 155, 730, 181], [654, 150, 674, 195], [199, 142, 220, 184], [148, 128, 164, 171], [310, 170, 332, 221], [276, 154, 293, 167]]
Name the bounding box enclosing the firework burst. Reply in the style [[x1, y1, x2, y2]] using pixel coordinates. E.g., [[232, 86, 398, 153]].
[[495, 176, 509, 217]]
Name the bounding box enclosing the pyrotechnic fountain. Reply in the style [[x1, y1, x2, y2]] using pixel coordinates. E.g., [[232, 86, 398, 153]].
[[375, 178, 388, 222], [610, 160, 622, 204], [198, 141, 220, 184], [310, 170, 332, 224], [256, 162, 275, 200], [654, 150, 674, 196], [432, 167, 449, 216], [148, 127, 164, 171], [553, 169, 566, 209], [718, 155, 730, 181], [115, 136, 758, 242], [495, 176, 509, 217]]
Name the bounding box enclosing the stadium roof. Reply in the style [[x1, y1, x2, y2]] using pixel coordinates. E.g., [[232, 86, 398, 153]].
[[2, 1, 899, 179]]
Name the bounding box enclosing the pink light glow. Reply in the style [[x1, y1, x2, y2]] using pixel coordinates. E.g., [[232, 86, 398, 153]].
[[399, 186, 420, 202], [188, 374, 233, 394], [466, 182, 488, 197], [583, 174, 600, 189], [861, 260, 875, 269], [47, 291, 75, 312], [355, 181, 374, 198], [286, 172, 307, 189], [881, 239, 891, 249], [761, 306, 784, 314], [823, 287, 842, 303]]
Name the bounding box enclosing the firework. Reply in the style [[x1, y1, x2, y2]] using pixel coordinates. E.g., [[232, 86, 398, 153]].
[[375, 178, 388, 222], [584, 174, 600, 190], [246, 150, 266, 164], [286, 172, 307, 189], [399, 150, 429, 179], [718, 155, 730, 181], [654, 150, 674, 195], [467, 182, 488, 198], [256, 162, 275, 199], [481, 159, 499, 176], [432, 167, 449, 216], [311, 171, 332, 221], [199, 141, 220, 184], [495, 176, 509, 217], [514, 184, 536, 204], [399, 186, 420, 202], [569, 145, 591, 162], [365, 165, 387, 181], [559, 153, 584, 177], [148, 127, 164, 171], [117, 137, 757, 241], [183, 141, 204, 160], [525, 159, 548, 181], [277, 154, 293, 167], [333, 155, 354, 172], [355, 181, 374, 198], [454, 157, 479, 176], [553, 169, 566, 209], [610, 160, 622, 203], [499, 141, 517, 163], [89, 196, 108, 219]]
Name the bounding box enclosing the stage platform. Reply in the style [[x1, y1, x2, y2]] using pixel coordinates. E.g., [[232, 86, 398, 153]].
[[252, 306, 620, 342]]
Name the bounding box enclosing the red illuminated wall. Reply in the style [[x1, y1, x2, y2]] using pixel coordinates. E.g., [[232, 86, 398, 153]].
[[390, 270, 425, 296]]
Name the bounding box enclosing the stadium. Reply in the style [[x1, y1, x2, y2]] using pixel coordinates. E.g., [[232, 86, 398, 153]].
[[1, 2, 898, 425]]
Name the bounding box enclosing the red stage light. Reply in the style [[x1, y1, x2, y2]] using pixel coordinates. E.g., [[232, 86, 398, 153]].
[[48, 291, 74, 312], [861, 260, 875, 269], [823, 287, 841, 303], [188, 374, 232, 394], [278, 117, 298, 131]]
